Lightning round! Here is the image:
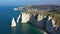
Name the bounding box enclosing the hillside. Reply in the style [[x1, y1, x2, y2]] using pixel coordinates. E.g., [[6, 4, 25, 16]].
[[27, 5, 60, 13]]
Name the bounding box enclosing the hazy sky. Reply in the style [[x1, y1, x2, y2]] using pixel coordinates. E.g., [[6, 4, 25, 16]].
[[0, 0, 60, 6]]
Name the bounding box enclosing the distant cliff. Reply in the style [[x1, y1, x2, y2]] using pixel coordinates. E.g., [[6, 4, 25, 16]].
[[19, 5, 60, 13]]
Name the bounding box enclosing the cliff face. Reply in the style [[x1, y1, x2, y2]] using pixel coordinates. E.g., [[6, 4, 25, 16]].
[[22, 12, 31, 23], [21, 12, 55, 25], [21, 12, 60, 34]]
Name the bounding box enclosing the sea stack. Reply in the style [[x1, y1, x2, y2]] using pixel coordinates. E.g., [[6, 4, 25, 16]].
[[11, 17, 16, 30]]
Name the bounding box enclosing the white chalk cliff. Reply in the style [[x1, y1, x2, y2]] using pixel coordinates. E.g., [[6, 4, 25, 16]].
[[11, 17, 16, 27]]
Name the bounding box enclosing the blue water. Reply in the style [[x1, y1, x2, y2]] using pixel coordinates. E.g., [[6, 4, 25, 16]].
[[0, 6, 43, 34], [0, 6, 20, 34]]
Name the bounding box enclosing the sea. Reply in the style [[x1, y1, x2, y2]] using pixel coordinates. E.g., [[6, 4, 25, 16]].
[[0, 6, 43, 34]]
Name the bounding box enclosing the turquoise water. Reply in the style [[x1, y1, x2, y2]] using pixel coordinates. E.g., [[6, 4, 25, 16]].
[[22, 23, 43, 34], [0, 6, 43, 34], [13, 23, 43, 34]]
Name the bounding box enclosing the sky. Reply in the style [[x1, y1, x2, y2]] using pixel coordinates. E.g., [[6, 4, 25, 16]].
[[0, 0, 60, 6]]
